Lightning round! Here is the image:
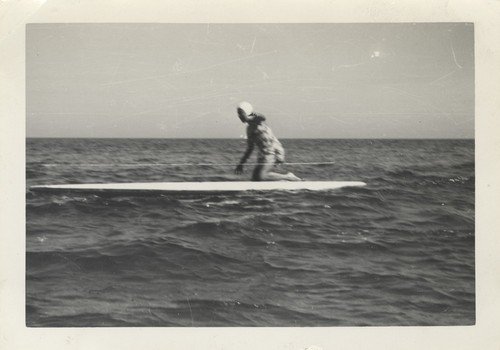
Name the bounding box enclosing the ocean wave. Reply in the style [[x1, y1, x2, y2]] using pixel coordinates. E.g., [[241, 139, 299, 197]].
[[166, 298, 341, 326], [27, 312, 134, 327], [26, 138, 476, 327]]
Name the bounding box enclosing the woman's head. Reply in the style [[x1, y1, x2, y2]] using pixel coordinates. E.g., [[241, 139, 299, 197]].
[[237, 101, 253, 123]]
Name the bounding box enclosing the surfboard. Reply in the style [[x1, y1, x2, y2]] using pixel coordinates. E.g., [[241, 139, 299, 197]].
[[30, 181, 366, 194]]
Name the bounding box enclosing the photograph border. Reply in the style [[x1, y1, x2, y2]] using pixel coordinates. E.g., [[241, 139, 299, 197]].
[[2, 0, 499, 349]]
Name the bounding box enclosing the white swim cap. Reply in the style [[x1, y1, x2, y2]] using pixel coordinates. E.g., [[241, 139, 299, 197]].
[[237, 101, 253, 115]]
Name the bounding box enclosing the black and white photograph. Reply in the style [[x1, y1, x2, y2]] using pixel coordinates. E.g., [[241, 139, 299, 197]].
[[25, 22, 474, 327], [1, 0, 500, 349]]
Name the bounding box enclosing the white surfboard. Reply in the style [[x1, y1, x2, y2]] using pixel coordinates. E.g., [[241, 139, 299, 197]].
[[30, 181, 366, 193]]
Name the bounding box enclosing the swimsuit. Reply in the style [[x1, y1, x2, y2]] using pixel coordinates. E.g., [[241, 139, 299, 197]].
[[247, 122, 285, 164], [247, 120, 285, 181]]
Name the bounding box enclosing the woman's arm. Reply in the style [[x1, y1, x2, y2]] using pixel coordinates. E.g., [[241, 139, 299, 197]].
[[235, 138, 254, 174]]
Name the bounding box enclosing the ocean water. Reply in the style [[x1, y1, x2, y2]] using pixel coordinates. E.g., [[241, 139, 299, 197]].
[[26, 138, 475, 327]]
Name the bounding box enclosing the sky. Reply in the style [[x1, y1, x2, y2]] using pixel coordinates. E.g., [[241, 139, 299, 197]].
[[26, 23, 474, 138]]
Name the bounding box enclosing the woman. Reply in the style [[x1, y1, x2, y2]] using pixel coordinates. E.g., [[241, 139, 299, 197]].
[[234, 102, 301, 181]]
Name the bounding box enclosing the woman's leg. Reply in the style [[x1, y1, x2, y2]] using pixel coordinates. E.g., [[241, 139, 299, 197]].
[[251, 164, 263, 181], [261, 166, 302, 181], [252, 155, 301, 181]]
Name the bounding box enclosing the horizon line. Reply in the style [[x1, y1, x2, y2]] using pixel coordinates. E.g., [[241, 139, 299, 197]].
[[26, 136, 475, 140]]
